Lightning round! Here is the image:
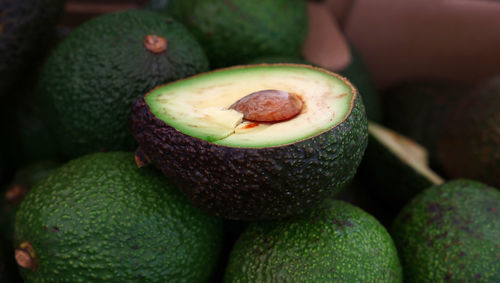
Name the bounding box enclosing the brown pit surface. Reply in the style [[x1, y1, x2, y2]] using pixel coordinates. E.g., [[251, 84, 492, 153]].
[[15, 241, 38, 271], [143, 35, 167, 54], [229, 89, 303, 122]]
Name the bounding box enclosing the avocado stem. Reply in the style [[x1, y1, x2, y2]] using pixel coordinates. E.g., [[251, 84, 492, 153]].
[[144, 35, 167, 54], [5, 185, 28, 205], [15, 241, 38, 271]]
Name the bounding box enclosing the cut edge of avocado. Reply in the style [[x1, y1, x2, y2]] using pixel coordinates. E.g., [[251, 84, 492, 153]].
[[144, 63, 357, 148], [368, 122, 444, 185]]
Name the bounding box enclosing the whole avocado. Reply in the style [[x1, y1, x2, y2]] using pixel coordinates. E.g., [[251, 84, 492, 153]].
[[40, 10, 209, 158], [224, 200, 402, 282], [13, 152, 223, 282], [150, 0, 308, 67], [0, 0, 66, 95], [391, 179, 500, 282]]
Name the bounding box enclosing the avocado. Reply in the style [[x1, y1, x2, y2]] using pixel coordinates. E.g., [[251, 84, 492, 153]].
[[149, 0, 308, 67], [1, 160, 60, 241], [224, 199, 402, 282], [437, 75, 500, 188], [40, 10, 209, 158], [0, 0, 66, 95], [131, 64, 368, 220], [14, 152, 223, 282], [381, 82, 470, 171], [391, 179, 500, 282], [362, 122, 444, 209]]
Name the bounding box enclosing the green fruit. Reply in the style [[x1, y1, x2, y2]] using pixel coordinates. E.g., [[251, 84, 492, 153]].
[[438, 76, 500, 187], [1, 160, 60, 241], [40, 10, 209, 158], [391, 179, 500, 282], [131, 64, 368, 220], [14, 152, 223, 282], [362, 122, 444, 208], [151, 0, 308, 67], [225, 200, 402, 282], [0, 0, 66, 95]]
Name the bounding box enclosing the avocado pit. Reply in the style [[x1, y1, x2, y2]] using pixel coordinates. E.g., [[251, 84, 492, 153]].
[[230, 89, 303, 122]]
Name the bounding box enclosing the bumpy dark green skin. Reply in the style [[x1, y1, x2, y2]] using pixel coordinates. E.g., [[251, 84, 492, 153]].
[[40, 10, 209, 158], [361, 129, 435, 208], [131, 92, 368, 221], [224, 200, 402, 282], [438, 77, 500, 188], [391, 179, 500, 282], [381, 82, 469, 170], [0, 0, 66, 95], [154, 0, 308, 67], [1, 160, 60, 241], [14, 152, 223, 282]]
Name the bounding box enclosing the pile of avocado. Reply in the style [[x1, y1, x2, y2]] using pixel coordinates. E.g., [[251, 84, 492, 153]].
[[1, 0, 498, 282]]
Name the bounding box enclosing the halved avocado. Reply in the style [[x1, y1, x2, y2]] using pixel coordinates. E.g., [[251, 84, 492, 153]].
[[131, 64, 368, 220]]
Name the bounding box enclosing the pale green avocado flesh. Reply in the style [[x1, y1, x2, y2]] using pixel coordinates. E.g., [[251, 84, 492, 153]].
[[145, 65, 354, 147]]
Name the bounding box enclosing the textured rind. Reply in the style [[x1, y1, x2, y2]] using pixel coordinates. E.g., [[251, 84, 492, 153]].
[[131, 90, 368, 221], [157, 0, 308, 67], [438, 77, 500, 187], [224, 200, 402, 282], [14, 152, 223, 282], [391, 179, 500, 283], [40, 10, 209, 158], [0, 0, 66, 95], [1, 160, 60, 241]]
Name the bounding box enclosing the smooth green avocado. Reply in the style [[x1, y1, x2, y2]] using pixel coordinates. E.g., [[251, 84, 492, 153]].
[[40, 10, 209, 158], [13, 152, 223, 282], [391, 179, 500, 282], [131, 64, 368, 220], [149, 0, 308, 67], [224, 199, 402, 282]]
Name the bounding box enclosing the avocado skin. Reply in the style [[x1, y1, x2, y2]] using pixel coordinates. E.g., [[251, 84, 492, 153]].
[[224, 200, 402, 282], [14, 152, 223, 282], [131, 92, 368, 221], [391, 179, 500, 282], [153, 0, 308, 67], [40, 10, 209, 158], [1, 160, 60, 241], [438, 76, 500, 188], [0, 0, 66, 95], [381, 82, 469, 171]]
